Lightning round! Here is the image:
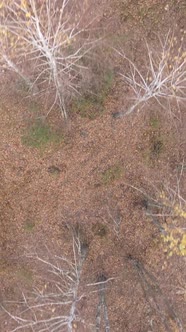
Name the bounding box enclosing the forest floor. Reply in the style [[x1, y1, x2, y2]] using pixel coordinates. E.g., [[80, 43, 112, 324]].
[[0, 1, 186, 331]]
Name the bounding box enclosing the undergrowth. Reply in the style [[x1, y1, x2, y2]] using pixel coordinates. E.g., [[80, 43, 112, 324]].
[[71, 69, 114, 119], [22, 120, 63, 148], [101, 165, 123, 185]]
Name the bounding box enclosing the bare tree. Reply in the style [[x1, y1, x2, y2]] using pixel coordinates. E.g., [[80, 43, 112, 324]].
[[1, 235, 89, 332], [116, 31, 186, 116], [0, 0, 97, 118]]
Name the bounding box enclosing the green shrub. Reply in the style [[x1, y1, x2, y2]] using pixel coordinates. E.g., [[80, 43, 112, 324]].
[[22, 120, 63, 148]]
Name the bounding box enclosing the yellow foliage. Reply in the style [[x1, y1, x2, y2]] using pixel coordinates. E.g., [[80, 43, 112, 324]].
[[26, 12, 31, 18], [179, 234, 186, 256], [162, 227, 186, 257], [159, 190, 186, 257], [21, 0, 27, 10]]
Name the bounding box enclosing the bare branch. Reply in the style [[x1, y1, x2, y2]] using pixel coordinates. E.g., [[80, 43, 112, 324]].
[[2, 234, 88, 332], [115, 31, 186, 116]]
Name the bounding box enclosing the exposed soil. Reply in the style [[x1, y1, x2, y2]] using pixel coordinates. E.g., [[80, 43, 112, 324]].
[[0, 1, 186, 332]]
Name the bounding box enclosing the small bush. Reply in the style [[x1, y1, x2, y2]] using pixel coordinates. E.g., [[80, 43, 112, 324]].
[[71, 69, 114, 119], [22, 120, 63, 148], [24, 219, 35, 232], [150, 136, 164, 157], [92, 223, 108, 237], [101, 165, 122, 185], [150, 116, 160, 129]]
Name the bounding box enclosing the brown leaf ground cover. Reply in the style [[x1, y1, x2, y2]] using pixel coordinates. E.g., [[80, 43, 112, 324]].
[[0, 1, 186, 331]]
